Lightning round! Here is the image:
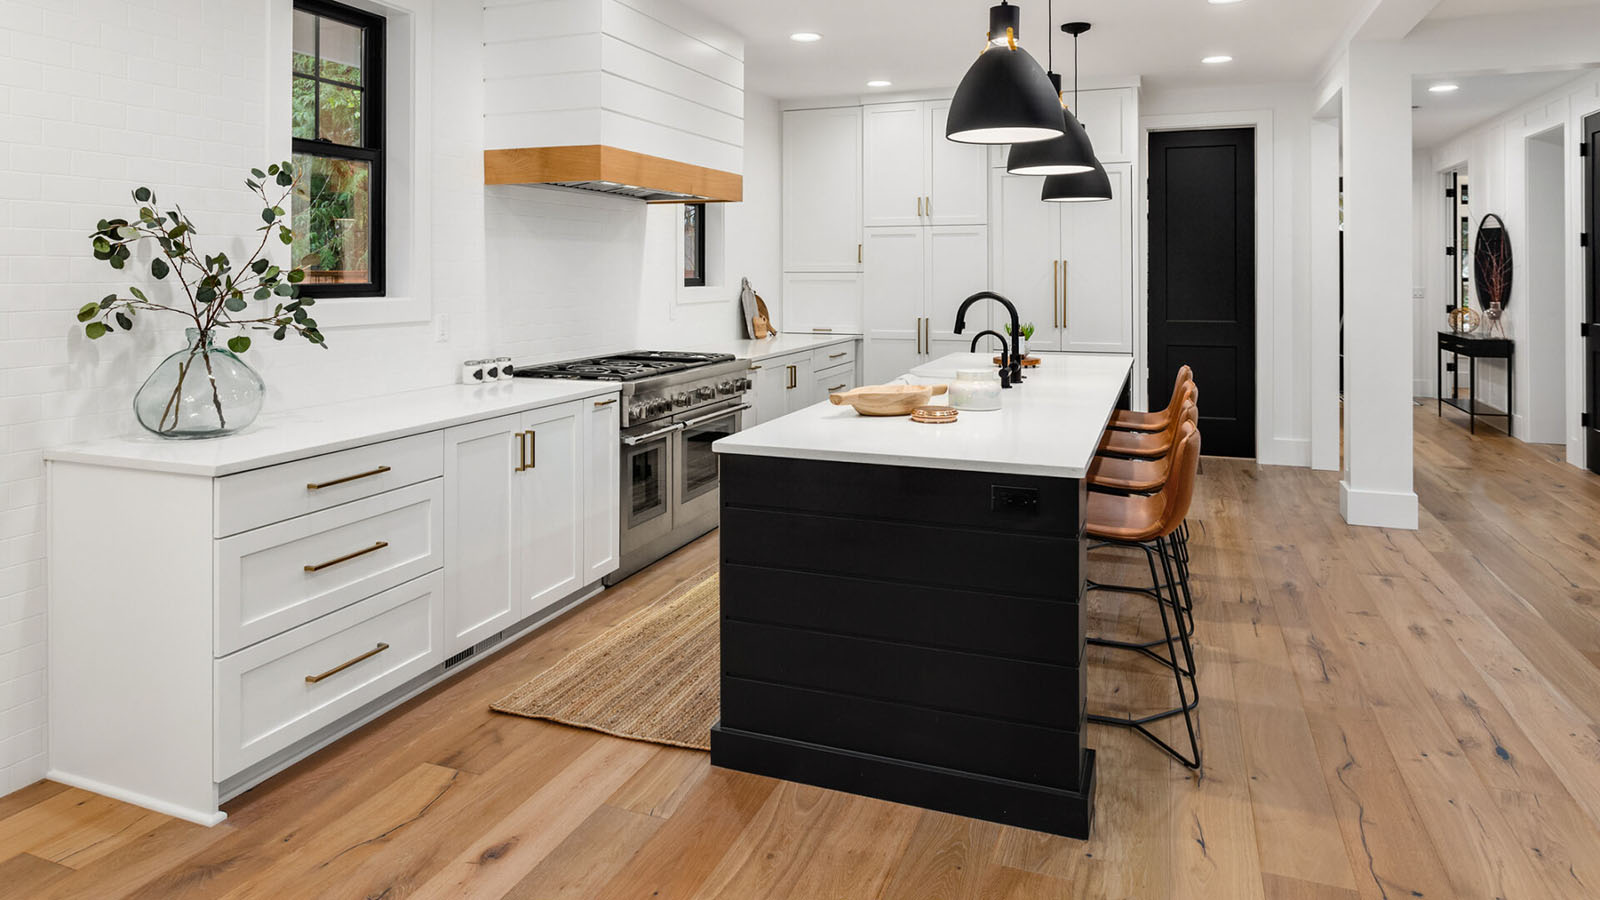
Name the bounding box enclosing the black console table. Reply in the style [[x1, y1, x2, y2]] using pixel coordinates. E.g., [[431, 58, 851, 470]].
[[1437, 331, 1514, 435]]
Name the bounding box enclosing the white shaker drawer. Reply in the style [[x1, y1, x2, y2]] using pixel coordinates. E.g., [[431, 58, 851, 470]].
[[811, 342, 857, 371], [213, 432, 444, 537], [215, 571, 445, 777], [215, 479, 444, 655]]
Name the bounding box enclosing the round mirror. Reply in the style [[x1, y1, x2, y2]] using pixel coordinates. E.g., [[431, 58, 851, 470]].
[[1474, 213, 1512, 310]]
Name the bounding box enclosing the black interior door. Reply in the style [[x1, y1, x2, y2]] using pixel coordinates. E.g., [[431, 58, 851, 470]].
[[1148, 128, 1256, 457], [1586, 112, 1600, 473]]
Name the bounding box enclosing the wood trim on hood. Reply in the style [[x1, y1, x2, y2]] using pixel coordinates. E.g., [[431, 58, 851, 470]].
[[483, 145, 743, 202]]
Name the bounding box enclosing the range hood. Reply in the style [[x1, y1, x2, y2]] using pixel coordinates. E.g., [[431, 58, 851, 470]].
[[482, 0, 744, 203], [484, 145, 742, 203]]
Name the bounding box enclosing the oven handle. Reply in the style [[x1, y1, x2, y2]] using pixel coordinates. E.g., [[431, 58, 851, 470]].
[[621, 422, 685, 446], [680, 403, 751, 429]]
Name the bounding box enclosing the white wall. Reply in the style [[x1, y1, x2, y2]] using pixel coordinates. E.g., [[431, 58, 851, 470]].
[[0, 0, 775, 798], [1412, 150, 1440, 399], [1423, 68, 1600, 455], [1140, 82, 1315, 468]]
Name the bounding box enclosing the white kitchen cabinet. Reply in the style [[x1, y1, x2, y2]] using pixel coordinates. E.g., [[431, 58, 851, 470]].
[[750, 353, 814, 422], [444, 415, 521, 652], [517, 400, 583, 619], [783, 107, 862, 272], [990, 164, 1134, 355], [46, 384, 620, 826], [782, 272, 862, 334], [1070, 88, 1136, 164], [864, 100, 989, 227], [785, 355, 816, 412], [863, 225, 991, 384], [815, 363, 858, 400], [583, 397, 620, 584]]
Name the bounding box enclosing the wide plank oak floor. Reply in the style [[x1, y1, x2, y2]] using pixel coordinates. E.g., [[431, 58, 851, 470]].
[[6, 407, 1600, 898]]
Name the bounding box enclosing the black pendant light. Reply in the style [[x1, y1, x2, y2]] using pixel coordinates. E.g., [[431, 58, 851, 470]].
[[1042, 22, 1113, 202], [946, 2, 1066, 145], [1005, 0, 1096, 175]]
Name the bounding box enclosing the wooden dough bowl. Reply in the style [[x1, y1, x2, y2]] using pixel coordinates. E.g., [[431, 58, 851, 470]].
[[829, 384, 949, 417]]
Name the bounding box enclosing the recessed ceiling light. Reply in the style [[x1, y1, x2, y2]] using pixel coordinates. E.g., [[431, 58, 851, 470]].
[[1202, 55, 1233, 64], [1208, 0, 1244, 4], [1429, 83, 1460, 93], [789, 32, 822, 43], [867, 80, 892, 88]]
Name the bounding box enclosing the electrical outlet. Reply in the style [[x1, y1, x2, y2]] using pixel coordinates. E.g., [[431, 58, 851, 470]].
[[434, 314, 449, 343], [1412, 288, 1426, 299]]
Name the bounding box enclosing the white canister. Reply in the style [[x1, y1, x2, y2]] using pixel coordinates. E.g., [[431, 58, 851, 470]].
[[460, 359, 491, 384], [948, 368, 1002, 411]]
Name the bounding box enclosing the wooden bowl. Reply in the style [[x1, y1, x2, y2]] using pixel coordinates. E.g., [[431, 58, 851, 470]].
[[829, 384, 949, 417]]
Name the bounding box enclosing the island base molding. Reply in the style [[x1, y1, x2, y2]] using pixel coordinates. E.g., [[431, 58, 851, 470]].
[[711, 726, 1097, 839]]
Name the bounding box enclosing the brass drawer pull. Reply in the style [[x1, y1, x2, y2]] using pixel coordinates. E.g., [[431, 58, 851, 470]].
[[749, 364, 763, 371], [305, 643, 390, 683], [828, 351, 846, 360], [828, 383, 847, 392], [306, 465, 391, 491], [304, 541, 389, 573], [813, 327, 834, 333], [593, 398, 617, 408]]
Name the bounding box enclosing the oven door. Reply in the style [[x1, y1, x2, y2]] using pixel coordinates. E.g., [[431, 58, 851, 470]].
[[619, 419, 682, 558], [673, 401, 749, 528]]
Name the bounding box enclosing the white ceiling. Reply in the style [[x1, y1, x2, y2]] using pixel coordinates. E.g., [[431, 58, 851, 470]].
[[1411, 69, 1590, 147], [677, 0, 1374, 99], [1426, 0, 1600, 19]]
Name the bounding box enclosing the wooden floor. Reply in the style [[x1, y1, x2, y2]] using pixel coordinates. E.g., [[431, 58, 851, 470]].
[[6, 407, 1600, 898]]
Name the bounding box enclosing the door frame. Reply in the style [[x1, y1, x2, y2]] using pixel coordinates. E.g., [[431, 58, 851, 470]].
[[1140, 110, 1282, 463]]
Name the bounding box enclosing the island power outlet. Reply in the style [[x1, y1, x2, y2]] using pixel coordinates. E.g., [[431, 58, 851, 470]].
[[991, 485, 1040, 515]]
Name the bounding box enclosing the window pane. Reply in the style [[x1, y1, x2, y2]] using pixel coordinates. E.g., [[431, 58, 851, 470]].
[[292, 76, 317, 139], [292, 10, 316, 75], [318, 83, 363, 146], [683, 204, 702, 284], [291, 154, 373, 285], [318, 17, 363, 85]]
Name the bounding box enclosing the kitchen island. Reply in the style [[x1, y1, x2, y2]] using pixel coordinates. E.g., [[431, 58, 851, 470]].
[[710, 352, 1133, 839]]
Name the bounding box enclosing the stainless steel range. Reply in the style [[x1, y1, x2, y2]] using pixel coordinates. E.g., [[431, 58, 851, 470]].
[[515, 351, 752, 584]]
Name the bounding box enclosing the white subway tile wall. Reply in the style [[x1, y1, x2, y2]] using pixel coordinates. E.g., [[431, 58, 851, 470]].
[[0, 0, 490, 795]]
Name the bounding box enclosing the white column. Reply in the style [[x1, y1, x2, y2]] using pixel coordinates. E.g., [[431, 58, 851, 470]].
[[1340, 41, 1419, 529]]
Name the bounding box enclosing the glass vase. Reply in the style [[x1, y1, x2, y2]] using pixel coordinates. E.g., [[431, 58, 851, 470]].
[[133, 328, 265, 439]]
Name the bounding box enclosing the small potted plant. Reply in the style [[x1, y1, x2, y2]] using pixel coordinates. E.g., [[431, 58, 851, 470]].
[[78, 161, 328, 439], [1004, 322, 1036, 358]]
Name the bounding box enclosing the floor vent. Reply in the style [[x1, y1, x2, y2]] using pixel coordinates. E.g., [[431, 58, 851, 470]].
[[443, 647, 474, 669]]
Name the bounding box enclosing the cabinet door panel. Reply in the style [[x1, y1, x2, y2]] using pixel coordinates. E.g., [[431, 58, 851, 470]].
[[583, 398, 620, 584], [786, 355, 817, 412], [927, 99, 989, 225], [816, 364, 858, 399], [444, 415, 520, 653], [863, 103, 927, 227], [517, 402, 582, 619], [1071, 89, 1134, 164], [782, 272, 862, 334], [749, 360, 788, 426], [1062, 163, 1134, 353], [783, 107, 862, 271], [863, 227, 925, 342], [926, 225, 992, 345], [992, 171, 1064, 351]]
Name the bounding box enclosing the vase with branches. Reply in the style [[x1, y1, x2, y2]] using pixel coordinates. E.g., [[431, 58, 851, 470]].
[[79, 161, 329, 438]]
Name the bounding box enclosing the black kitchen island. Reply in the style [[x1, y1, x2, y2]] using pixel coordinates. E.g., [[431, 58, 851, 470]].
[[709, 352, 1133, 838]]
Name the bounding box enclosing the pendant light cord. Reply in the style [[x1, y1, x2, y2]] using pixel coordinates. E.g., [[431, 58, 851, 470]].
[[1047, 0, 1054, 73], [1072, 25, 1079, 112]]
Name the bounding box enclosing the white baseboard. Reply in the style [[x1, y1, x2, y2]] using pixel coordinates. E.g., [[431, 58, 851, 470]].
[[1339, 481, 1419, 530], [47, 769, 228, 827], [1258, 436, 1311, 468]]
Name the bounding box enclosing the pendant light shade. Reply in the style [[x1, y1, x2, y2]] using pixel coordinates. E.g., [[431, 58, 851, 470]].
[[1006, 74, 1096, 175], [945, 2, 1066, 145], [1041, 159, 1113, 201]]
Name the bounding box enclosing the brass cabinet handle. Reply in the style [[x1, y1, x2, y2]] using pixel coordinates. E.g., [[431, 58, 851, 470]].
[[1053, 261, 1059, 328], [926, 195, 932, 218], [528, 430, 536, 468], [828, 351, 846, 359], [814, 327, 834, 333], [828, 383, 847, 392], [304, 541, 389, 573], [306, 642, 389, 683], [306, 465, 391, 491], [514, 430, 529, 472], [858, 243, 862, 264], [593, 398, 617, 408], [917, 196, 923, 217], [1061, 259, 1069, 330], [748, 364, 763, 370]]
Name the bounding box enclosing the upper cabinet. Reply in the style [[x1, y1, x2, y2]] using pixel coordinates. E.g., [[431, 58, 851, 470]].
[[864, 101, 989, 227], [783, 107, 862, 272], [1070, 88, 1136, 164]]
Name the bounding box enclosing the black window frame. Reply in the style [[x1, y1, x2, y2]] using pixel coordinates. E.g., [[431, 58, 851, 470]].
[[292, 0, 386, 299], [683, 202, 707, 287]]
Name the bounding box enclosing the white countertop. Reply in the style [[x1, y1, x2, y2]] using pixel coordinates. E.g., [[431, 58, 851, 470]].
[[714, 352, 1133, 478], [44, 380, 619, 477], [703, 333, 859, 363]]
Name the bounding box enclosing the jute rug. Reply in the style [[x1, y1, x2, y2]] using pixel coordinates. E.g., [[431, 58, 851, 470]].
[[490, 569, 719, 751]]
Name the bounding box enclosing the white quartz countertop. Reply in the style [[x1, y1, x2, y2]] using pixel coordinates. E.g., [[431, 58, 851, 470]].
[[702, 333, 859, 363], [44, 380, 620, 477], [714, 352, 1133, 478]]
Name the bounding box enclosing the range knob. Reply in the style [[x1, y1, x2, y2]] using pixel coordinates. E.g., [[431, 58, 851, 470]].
[[717, 380, 736, 394], [651, 398, 672, 415], [628, 402, 650, 421], [673, 392, 691, 408], [734, 376, 752, 392], [694, 386, 716, 401]]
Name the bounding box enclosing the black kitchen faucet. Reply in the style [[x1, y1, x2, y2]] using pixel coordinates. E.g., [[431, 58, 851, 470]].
[[953, 292, 1025, 388]]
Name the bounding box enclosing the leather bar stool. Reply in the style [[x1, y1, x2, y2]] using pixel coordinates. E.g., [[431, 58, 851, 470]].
[[1109, 366, 1193, 433], [1097, 381, 1196, 459], [1088, 386, 1197, 492], [1084, 422, 1203, 769]]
